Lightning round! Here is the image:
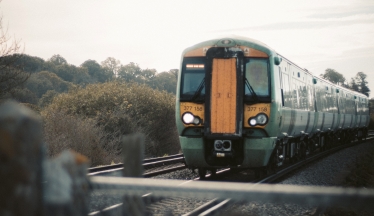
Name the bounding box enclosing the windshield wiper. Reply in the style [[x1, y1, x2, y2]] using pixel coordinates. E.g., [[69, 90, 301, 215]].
[[190, 78, 205, 102], [245, 78, 259, 103]]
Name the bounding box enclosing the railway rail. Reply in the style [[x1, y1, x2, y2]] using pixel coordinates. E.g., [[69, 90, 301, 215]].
[[184, 134, 374, 215], [88, 153, 186, 177], [89, 131, 374, 215]]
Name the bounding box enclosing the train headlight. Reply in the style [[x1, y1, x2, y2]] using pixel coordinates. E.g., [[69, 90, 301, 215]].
[[248, 113, 268, 126], [182, 112, 201, 125], [249, 119, 257, 126], [193, 116, 201, 125], [256, 113, 268, 125], [182, 112, 194, 124]]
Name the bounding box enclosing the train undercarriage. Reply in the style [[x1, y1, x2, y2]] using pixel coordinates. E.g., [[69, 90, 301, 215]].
[[189, 127, 368, 179]]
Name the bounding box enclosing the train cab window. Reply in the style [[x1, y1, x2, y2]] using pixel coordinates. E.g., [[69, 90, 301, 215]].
[[180, 58, 205, 101], [244, 58, 270, 102]]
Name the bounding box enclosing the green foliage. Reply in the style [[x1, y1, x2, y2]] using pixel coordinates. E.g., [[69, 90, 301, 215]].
[[53, 64, 91, 84], [43, 81, 180, 157], [348, 72, 370, 97], [10, 88, 38, 104], [48, 54, 67, 65], [0, 17, 29, 99], [354, 72, 370, 97], [39, 90, 58, 108], [320, 68, 346, 85], [118, 62, 142, 82], [10, 54, 45, 73], [0, 54, 30, 99], [101, 57, 120, 77], [81, 59, 112, 83], [42, 109, 121, 166], [349, 77, 359, 92], [150, 70, 177, 94], [26, 71, 73, 98]]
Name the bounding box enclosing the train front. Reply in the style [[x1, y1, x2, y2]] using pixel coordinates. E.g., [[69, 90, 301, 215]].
[[176, 37, 280, 172]]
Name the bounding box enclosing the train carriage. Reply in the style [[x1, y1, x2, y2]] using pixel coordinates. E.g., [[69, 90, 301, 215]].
[[176, 36, 369, 178]]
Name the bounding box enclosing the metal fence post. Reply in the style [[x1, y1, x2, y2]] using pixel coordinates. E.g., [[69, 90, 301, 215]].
[[0, 101, 44, 216], [122, 133, 145, 215]]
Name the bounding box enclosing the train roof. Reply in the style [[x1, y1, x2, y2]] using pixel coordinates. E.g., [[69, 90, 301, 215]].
[[182, 35, 276, 57], [182, 36, 369, 99]]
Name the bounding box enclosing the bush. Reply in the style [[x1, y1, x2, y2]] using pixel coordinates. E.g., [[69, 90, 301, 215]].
[[26, 71, 73, 98], [43, 81, 180, 158], [42, 109, 121, 166]]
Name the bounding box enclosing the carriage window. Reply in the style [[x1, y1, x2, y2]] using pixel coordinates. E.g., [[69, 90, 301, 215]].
[[181, 58, 205, 101], [244, 58, 270, 98]]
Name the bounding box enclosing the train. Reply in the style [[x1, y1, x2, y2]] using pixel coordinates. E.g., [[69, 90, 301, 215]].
[[175, 35, 370, 178]]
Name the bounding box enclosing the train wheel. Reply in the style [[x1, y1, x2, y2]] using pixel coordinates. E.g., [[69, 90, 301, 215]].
[[358, 130, 363, 142], [308, 139, 315, 155], [300, 141, 307, 160], [198, 168, 206, 179]]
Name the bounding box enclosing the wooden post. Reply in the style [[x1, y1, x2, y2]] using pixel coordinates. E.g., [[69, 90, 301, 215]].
[[43, 150, 90, 216], [122, 133, 145, 215], [122, 133, 144, 177], [0, 101, 44, 216]]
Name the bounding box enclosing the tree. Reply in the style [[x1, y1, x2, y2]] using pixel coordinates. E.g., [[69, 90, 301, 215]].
[[169, 69, 179, 80], [349, 77, 359, 92], [39, 90, 58, 108], [81, 59, 111, 83], [48, 54, 67, 65], [320, 68, 346, 85], [0, 15, 29, 99], [141, 68, 157, 81], [26, 71, 73, 98], [151, 70, 177, 94], [45, 56, 91, 85], [101, 57, 120, 78], [354, 72, 370, 97], [16, 54, 45, 73], [118, 62, 142, 82]]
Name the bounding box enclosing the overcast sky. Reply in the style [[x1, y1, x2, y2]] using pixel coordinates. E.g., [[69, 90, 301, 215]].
[[2, 0, 374, 97]]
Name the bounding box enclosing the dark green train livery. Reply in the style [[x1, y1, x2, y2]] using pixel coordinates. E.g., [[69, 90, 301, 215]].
[[175, 36, 369, 178]]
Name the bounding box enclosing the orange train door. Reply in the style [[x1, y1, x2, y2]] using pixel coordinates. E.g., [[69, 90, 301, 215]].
[[210, 58, 237, 134]]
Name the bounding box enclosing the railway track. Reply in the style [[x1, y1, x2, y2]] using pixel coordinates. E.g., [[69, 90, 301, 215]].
[[89, 131, 374, 215], [183, 134, 374, 216], [88, 153, 186, 177]]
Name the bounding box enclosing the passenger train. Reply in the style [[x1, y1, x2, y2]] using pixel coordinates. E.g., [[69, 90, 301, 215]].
[[175, 36, 369, 178]]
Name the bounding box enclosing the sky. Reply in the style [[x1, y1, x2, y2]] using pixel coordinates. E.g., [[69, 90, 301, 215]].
[[2, 0, 374, 97]]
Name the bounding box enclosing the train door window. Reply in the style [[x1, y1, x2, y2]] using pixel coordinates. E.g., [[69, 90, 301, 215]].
[[244, 58, 270, 101], [301, 83, 308, 110], [292, 80, 299, 109], [282, 73, 290, 107], [279, 67, 283, 88], [297, 81, 303, 109], [180, 57, 205, 101], [308, 84, 314, 111], [279, 67, 284, 106], [339, 91, 345, 114]]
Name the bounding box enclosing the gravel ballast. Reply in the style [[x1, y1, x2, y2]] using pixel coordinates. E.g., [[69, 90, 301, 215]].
[[223, 140, 374, 215], [89, 140, 374, 215]]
